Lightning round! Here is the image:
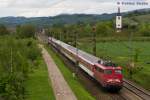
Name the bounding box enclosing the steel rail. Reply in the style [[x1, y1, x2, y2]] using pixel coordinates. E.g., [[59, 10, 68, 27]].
[[123, 79, 150, 100]]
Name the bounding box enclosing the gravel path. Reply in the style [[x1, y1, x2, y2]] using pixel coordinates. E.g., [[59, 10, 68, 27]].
[[39, 45, 77, 100]]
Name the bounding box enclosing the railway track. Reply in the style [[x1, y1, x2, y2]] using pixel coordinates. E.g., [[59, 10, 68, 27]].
[[123, 79, 150, 100], [45, 36, 150, 100]]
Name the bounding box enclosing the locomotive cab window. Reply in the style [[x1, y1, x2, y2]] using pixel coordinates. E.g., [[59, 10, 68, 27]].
[[95, 67, 103, 73], [104, 70, 112, 74], [95, 67, 100, 71]]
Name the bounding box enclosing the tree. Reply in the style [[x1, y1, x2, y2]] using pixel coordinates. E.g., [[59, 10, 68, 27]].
[[83, 24, 92, 37], [16, 25, 36, 38], [127, 60, 143, 79], [95, 22, 113, 37], [0, 25, 9, 36], [139, 24, 150, 36]]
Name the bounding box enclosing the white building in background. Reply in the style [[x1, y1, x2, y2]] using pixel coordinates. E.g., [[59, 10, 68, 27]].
[[116, 7, 122, 32]]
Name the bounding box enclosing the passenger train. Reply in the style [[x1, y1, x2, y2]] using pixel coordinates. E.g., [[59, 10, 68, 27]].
[[48, 37, 123, 91]]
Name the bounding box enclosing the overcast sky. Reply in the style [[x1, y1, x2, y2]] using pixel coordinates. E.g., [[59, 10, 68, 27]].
[[0, 0, 149, 17]]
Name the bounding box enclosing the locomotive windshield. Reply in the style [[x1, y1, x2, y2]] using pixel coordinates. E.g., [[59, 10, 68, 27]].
[[115, 70, 122, 74], [104, 70, 112, 74]]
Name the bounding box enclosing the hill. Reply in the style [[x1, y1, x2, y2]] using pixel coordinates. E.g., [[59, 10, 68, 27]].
[[0, 14, 116, 28], [0, 8, 149, 28]]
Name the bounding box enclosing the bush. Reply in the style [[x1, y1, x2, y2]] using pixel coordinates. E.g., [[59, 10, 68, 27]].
[[138, 24, 150, 36], [0, 36, 41, 100]]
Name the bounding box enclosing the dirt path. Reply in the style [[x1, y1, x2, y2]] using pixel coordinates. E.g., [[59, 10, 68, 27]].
[[39, 44, 77, 100]]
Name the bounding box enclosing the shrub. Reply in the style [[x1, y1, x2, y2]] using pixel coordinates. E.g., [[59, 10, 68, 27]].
[[0, 36, 41, 99]]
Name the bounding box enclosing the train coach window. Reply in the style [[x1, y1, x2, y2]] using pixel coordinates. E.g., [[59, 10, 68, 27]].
[[104, 70, 112, 74], [115, 70, 122, 74]]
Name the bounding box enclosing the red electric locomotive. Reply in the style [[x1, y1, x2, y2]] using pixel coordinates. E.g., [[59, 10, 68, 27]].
[[94, 62, 123, 90], [48, 37, 123, 91]]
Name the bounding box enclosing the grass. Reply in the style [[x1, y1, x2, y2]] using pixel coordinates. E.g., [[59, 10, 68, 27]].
[[25, 58, 55, 100], [46, 45, 95, 100], [78, 41, 150, 90]]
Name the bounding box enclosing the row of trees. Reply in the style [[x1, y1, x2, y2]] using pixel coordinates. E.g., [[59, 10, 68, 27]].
[[48, 21, 114, 39], [0, 24, 36, 38], [47, 20, 150, 41]]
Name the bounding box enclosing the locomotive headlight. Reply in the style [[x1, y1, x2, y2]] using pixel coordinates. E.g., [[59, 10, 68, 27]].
[[107, 79, 113, 83], [114, 79, 121, 82], [106, 79, 120, 83]]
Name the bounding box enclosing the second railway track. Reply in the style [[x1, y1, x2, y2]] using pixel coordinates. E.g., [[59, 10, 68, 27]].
[[123, 79, 150, 100]]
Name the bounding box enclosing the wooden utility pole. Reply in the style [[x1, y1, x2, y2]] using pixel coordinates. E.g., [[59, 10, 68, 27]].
[[10, 48, 13, 73], [59, 32, 61, 41], [74, 31, 79, 76], [93, 26, 96, 56]]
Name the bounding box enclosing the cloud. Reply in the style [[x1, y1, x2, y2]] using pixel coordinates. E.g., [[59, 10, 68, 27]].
[[0, 0, 149, 17], [18, 0, 118, 17]]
